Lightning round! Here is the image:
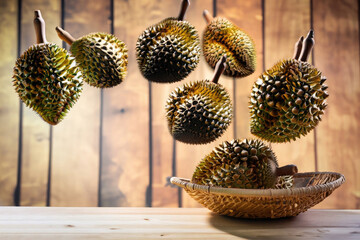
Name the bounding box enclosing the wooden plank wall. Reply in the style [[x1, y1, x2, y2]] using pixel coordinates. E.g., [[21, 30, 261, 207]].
[[19, 0, 60, 207], [0, 0, 359, 209], [0, 0, 19, 206]]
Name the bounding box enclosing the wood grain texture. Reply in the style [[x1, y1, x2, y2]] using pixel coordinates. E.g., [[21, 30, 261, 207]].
[[0, 0, 19, 206], [313, 0, 360, 209], [218, 0, 263, 140], [176, 0, 232, 208], [0, 207, 359, 239], [264, 0, 315, 173], [150, 0, 181, 208], [51, 0, 109, 206], [19, 0, 62, 206], [100, 0, 150, 207]]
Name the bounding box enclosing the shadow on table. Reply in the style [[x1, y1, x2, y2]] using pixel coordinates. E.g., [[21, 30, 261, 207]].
[[208, 213, 303, 240]]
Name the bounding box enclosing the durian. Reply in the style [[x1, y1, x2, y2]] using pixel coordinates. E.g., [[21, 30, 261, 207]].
[[202, 10, 256, 78], [136, 0, 200, 83], [250, 30, 328, 142], [275, 175, 294, 189], [56, 27, 128, 88], [12, 10, 82, 125], [166, 56, 232, 144], [192, 139, 298, 189]]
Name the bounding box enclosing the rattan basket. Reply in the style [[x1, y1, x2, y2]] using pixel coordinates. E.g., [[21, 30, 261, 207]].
[[171, 172, 345, 219]]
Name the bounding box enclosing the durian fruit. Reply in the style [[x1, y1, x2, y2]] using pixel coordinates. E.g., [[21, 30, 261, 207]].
[[166, 56, 232, 144], [56, 26, 128, 88], [192, 139, 298, 189], [12, 10, 82, 125], [275, 175, 294, 189], [202, 10, 256, 78], [136, 0, 200, 83], [249, 30, 328, 142]]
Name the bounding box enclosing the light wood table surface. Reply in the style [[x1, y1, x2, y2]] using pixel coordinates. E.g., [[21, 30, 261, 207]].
[[0, 207, 359, 239]]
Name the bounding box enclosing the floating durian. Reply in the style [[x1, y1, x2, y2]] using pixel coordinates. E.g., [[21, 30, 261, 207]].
[[12, 10, 82, 125], [192, 139, 298, 189], [136, 0, 200, 83], [56, 27, 128, 88], [249, 30, 328, 142], [166, 56, 232, 144], [202, 10, 256, 78]]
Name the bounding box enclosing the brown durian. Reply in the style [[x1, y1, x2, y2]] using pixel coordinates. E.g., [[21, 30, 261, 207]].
[[192, 139, 298, 189], [56, 27, 128, 88], [202, 10, 256, 78], [12, 10, 82, 125], [250, 30, 328, 142], [136, 0, 200, 83], [166, 56, 232, 144]]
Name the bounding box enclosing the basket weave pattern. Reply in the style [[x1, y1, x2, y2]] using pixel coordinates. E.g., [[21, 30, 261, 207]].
[[171, 172, 345, 218]]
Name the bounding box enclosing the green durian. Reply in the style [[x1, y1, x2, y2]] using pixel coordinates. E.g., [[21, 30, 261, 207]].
[[250, 30, 328, 143], [56, 27, 128, 88], [166, 56, 232, 144], [13, 10, 82, 125], [192, 139, 298, 189], [136, 0, 200, 83], [202, 10, 256, 78]]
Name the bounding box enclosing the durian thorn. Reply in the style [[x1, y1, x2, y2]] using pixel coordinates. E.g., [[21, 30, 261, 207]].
[[299, 29, 315, 62], [293, 36, 304, 60], [211, 55, 227, 84], [34, 10, 47, 44], [203, 9, 213, 24], [276, 164, 298, 176], [55, 26, 76, 45], [178, 0, 190, 21]]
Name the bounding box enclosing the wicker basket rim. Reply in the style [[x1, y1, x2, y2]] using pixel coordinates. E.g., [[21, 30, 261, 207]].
[[170, 172, 345, 197]]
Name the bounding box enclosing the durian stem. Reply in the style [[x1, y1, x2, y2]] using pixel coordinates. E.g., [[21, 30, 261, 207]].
[[34, 10, 47, 44], [203, 9, 213, 24], [177, 0, 190, 21], [55, 26, 75, 45], [293, 36, 304, 60], [299, 29, 315, 62], [276, 164, 298, 176], [211, 55, 227, 84]]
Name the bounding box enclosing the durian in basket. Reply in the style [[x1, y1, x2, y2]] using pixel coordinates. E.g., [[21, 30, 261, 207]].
[[171, 138, 345, 218]]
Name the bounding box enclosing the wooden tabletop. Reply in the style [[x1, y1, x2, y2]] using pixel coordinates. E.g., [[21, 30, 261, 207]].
[[0, 207, 359, 239]]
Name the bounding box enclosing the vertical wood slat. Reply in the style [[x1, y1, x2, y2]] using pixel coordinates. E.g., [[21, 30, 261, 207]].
[[217, 0, 263, 139], [177, 0, 236, 208], [151, 0, 181, 208], [313, 0, 360, 209], [101, 0, 150, 207], [176, 0, 215, 208], [264, 0, 315, 173], [51, 0, 110, 206], [20, 0, 62, 206], [0, 0, 19, 206]]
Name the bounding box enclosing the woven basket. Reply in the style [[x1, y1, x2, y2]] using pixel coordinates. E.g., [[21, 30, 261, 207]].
[[171, 172, 345, 219]]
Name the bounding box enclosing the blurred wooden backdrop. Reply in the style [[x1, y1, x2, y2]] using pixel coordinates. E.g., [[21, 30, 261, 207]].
[[0, 0, 359, 208]]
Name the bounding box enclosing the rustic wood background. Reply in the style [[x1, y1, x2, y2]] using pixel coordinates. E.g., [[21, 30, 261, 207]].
[[0, 0, 359, 208]]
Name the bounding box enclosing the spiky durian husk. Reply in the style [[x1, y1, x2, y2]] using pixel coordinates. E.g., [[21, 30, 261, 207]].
[[71, 33, 128, 88], [192, 139, 279, 189], [166, 80, 232, 144], [136, 17, 200, 83], [13, 43, 82, 125], [203, 17, 256, 78], [250, 59, 328, 143]]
